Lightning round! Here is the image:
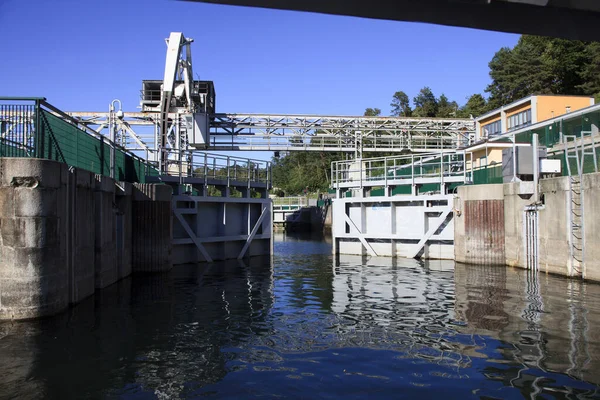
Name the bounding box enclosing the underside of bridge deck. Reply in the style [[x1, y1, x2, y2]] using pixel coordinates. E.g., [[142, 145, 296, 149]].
[[184, 0, 600, 41]]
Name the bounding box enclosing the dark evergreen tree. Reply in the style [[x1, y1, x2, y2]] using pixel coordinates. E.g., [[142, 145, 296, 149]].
[[390, 91, 412, 117], [413, 87, 438, 117]]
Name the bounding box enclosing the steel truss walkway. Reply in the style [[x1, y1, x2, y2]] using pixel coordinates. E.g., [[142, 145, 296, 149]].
[[67, 111, 475, 157]]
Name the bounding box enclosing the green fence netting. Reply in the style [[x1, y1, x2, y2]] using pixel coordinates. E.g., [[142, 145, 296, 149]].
[[0, 99, 157, 183]]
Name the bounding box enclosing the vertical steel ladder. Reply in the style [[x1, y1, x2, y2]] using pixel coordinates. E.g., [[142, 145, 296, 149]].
[[563, 131, 598, 278]]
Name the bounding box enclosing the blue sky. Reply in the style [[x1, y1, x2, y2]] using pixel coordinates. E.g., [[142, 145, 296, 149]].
[[0, 0, 519, 159]]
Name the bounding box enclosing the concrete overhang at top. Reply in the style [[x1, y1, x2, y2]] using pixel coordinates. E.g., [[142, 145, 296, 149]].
[[182, 0, 600, 41]]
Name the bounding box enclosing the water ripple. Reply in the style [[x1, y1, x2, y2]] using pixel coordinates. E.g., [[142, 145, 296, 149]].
[[1, 234, 600, 399]]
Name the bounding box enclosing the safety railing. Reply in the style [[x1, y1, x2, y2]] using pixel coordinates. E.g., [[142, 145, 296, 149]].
[[208, 133, 465, 152], [272, 196, 307, 210], [331, 152, 472, 190], [0, 97, 158, 183], [166, 151, 271, 188]]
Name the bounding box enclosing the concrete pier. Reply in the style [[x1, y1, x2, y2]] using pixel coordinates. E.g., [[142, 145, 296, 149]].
[[0, 158, 173, 320], [132, 184, 173, 272], [94, 175, 118, 289], [68, 168, 96, 304], [0, 158, 70, 319]]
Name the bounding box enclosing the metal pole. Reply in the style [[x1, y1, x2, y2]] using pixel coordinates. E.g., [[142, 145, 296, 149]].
[[384, 156, 388, 194], [533, 133, 539, 203], [227, 156, 230, 188], [411, 154, 415, 194], [512, 131, 518, 182], [109, 99, 121, 180], [34, 99, 42, 158]]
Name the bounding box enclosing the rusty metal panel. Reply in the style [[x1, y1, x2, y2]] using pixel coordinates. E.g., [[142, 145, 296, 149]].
[[464, 200, 505, 265]]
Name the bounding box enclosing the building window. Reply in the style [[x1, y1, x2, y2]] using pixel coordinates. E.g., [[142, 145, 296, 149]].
[[480, 155, 488, 168], [482, 120, 501, 137], [507, 109, 532, 131]]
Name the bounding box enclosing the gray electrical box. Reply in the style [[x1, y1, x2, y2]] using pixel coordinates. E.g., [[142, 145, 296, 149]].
[[184, 113, 210, 149], [502, 146, 547, 182]]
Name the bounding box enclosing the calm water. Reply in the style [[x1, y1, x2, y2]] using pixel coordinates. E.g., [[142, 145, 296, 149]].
[[2, 234, 600, 399]]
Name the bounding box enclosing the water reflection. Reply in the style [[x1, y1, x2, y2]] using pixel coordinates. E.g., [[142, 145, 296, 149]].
[[0, 257, 274, 399], [1, 237, 600, 399], [454, 263, 600, 397]]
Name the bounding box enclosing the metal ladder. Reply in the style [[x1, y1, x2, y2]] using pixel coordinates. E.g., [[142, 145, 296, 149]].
[[563, 134, 586, 277]]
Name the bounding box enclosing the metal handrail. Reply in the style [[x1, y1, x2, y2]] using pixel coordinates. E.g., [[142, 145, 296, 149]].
[[167, 151, 271, 187], [331, 152, 472, 190], [272, 196, 308, 206], [1, 97, 272, 188]]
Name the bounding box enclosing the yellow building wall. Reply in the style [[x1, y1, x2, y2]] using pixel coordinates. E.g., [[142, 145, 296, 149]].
[[536, 96, 593, 122], [505, 102, 532, 117], [470, 148, 503, 169]]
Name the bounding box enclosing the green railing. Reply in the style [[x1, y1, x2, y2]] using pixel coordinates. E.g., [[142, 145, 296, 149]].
[[0, 97, 158, 182], [513, 109, 600, 149], [499, 107, 600, 178]]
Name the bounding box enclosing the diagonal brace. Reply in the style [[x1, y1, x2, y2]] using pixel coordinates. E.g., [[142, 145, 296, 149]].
[[238, 205, 268, 259], [409, 210, 451, 259], [173, 209, 213, 262], [343, 212, 377, 257]]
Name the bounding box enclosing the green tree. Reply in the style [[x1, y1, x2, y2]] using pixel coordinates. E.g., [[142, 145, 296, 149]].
[[390, 91, 412, 117], [542, 38, 587, 94], [578, 41, 600, 102], [364, 107, 382, 117], [413, 87, 438, 117], [457, 94, 488, 118], [436, 94, 459, 118], [485, 35, 594, 109]]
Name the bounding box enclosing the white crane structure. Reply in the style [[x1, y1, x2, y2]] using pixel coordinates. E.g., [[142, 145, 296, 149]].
[[65, 32, 476, 174]]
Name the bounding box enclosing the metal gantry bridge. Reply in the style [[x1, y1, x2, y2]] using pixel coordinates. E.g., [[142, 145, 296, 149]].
[[66, 110, 475, 159], [2, 31, 476, 178]]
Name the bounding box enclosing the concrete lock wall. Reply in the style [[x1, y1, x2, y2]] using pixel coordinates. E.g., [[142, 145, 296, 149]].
[[0, 158, 172, 320], [94, 175, 118, 289], [454, 184, 505, 265], [502, 182, 532, 269], [455, 173, 600, 282], [115, 182, 133, 280], [536, 173, 600, 281], [132, 183, 173, 272], [0, 158, 70, 320], [537, 177, 571, 276], [583, 173, 600, 282], [68, 168, 96, 304]]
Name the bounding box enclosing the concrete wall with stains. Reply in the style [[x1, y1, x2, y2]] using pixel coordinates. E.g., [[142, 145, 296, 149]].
[[455, 184, 505, 265], [0, 158, 172, 320]]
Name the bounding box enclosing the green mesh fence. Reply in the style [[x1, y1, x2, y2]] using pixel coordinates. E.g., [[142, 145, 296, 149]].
[[39, 110, 158, 182], [472, 164, 503, 185], [512, 109, 600, 178], [0, 99, 157, 183], [391, 185, 412, 195]]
